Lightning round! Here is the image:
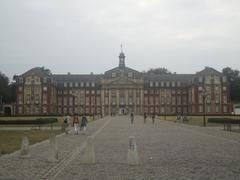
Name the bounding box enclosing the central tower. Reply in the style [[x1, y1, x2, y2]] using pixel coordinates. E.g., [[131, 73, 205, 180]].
[[119, 45, 125, 69]]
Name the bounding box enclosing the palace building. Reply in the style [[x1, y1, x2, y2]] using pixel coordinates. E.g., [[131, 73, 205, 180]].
[[14, 50, 232, 116]]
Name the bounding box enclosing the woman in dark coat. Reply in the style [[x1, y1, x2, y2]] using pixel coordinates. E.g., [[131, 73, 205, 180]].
[[81, 115, 88, 132]]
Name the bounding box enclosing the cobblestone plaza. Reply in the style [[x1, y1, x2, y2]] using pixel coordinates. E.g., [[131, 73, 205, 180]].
[[0, 116, 240, 180]]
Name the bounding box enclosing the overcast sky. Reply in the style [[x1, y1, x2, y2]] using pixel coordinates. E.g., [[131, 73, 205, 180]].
[[0, 0, 240, 80]]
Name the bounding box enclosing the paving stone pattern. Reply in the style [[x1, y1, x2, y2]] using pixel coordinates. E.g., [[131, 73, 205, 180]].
[[1, 116, 240, 180]]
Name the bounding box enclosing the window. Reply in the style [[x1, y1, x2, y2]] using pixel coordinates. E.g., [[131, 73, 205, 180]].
[[105, 97, 108, 105], [64, 82, 67, 87], [224, 106, 228, 113], [18, 107, 23, 114], [58, 97, 62, 105], [69, 97, 73, 106], [91, 82, 95, 87], [18, 95, 23, 104], [223, 95, 227, 104], [128, 72, 133, 78], [177, 81, 181, 87], [166, 81, 170, 87], [18, 86, 23, 92], [216, 105, 220, 113], [69, 82, 73, 87], [222, 76, 227, 83], [214, 76, 220, 84], [43, 77, 47, 83], [207, 105, 211, 113], [43, 95, 47, 104], [150, 81, 153, 87], [223, 86, 227, 91], [198, 86, 202, 91], [80, 82, 84, 87], [172, 81, 175, 87], [161, 81, 164, 87], [19, 77, 23, 83], [75, 82, 78, 87], [43, 87, 47, 91], [199, 76, 203, 83], [112, 73, 116, 78], [63, 97, 67, 106], [155, 82, 159, 87], [86, 82, 89, 87], [199, 105, 203, 113]]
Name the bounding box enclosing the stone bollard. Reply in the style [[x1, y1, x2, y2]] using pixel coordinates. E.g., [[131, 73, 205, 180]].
[[82, 136, 95, 164], [20, 135, 30, 158], [127, 136, 139, 166], [48, 133, 58, 162]]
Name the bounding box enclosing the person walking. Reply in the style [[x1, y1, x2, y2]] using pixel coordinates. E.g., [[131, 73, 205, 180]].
[[152, 113, 155, 124], [73, 114, 79, 135], [144, 112, 147, 124], [81, 114, 88, 134], [130, 112, 134, 124]]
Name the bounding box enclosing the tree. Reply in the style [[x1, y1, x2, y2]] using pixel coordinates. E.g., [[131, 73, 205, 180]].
[[147, 67, 172, 75], [0, 72, 16, 104], [222, 67, 240, 101]]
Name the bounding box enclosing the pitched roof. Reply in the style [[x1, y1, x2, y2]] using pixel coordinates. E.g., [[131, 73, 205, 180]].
[[196, 67, 222, 76], [52, 74, 103, 82], [21, 67, 51, 77], [144, 74, 194, 83]]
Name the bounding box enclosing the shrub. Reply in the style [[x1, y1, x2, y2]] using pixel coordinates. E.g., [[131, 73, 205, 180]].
[[208, 118, 240, 124], [0, 118, 58, 125]]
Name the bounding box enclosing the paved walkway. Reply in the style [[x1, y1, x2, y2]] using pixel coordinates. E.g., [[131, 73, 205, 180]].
[[0, 116, 240, 180]]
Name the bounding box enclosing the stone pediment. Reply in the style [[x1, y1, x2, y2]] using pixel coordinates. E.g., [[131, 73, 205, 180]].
[[107, 77, 138, 86]]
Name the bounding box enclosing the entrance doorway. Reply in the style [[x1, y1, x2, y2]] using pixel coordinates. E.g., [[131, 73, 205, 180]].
[[4, 107, 11, 116], [119, 108, 126, 115]]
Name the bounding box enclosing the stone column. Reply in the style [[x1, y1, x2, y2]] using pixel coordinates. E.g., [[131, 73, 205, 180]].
[[133, 89, 137, 114], [82, 136, 95, 164], [20, 135, 30, 158], [127, 136, 139, 165], [117, 89, 120, 114], [125, 89, 128, 113], [48, 133, 58, 162]]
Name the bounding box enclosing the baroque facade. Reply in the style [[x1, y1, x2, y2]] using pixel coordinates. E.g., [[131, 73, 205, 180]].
[[14, 51, 232, 116]]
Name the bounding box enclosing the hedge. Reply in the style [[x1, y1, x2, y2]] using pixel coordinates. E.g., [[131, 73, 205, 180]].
[[208, 118, 240, 124], [0, 118, 58, 125]]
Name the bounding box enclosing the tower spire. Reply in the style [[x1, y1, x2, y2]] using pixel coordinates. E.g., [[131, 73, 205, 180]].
[[119, 45, 125, 68]]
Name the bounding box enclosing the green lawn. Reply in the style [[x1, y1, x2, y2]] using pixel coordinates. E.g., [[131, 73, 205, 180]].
[[0, 130, 62, 155]]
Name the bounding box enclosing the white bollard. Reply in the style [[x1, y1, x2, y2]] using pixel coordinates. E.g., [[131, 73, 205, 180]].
[[82, 136, 95, 164], [20, 135, 30, 158], [127, 136, 139, 166], [48, 133, 58, 162]]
